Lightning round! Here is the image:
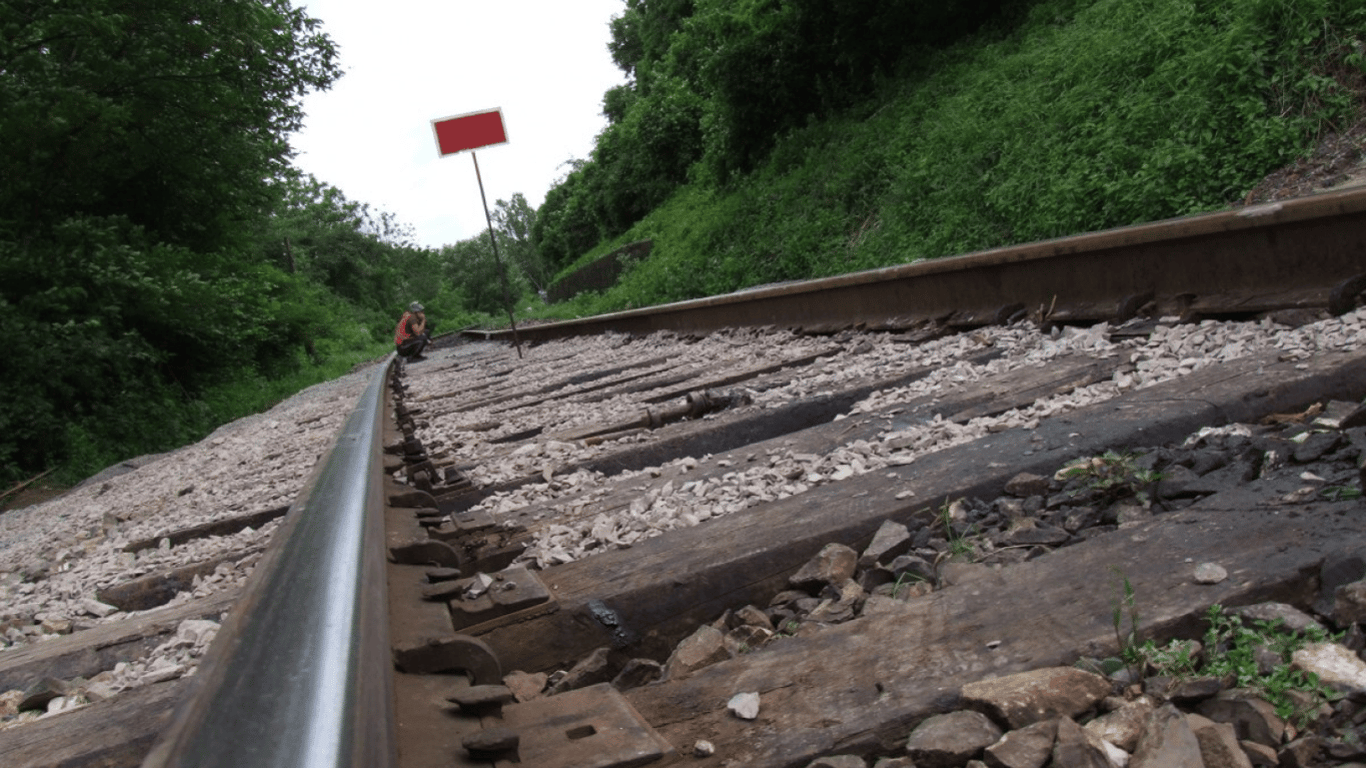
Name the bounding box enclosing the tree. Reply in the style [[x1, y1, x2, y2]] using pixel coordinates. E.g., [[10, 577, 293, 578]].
[[534, 164, 606, 271], [257, 174, 411, 313], [687, 0, 1035, 180], [0, 0, 340, 250], [493, 194, 549, 293], [441, 237, 523, 316], [609, 0, 698, 83], [603, 83, 639, 125], [0, 0, 341, 481]]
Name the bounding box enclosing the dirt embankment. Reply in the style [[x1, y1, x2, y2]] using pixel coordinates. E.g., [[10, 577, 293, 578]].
[[1241, 115, 1366, 204]]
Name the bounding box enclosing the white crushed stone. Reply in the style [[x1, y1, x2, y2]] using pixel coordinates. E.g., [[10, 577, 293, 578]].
[[412, 330, 839, 483], [3, 306, 1364, 717], [398, 311, 1366, 569], [0, 365, 379, 662], [0, 616, 221, 729]]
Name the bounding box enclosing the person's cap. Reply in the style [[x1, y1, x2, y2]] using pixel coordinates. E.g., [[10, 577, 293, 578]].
[[409, 301, 424, 312]]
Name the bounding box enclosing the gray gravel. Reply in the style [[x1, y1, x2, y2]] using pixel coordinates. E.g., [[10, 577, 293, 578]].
[[2, 307, 1363, 728], [403, 312, 1366, 568], [0, 362, 380, 724]]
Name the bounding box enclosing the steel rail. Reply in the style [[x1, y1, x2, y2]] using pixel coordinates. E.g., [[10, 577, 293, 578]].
[[113, 188, 1366, 768], [139, 358, 397, 768], [466, 185, 1366, 344]]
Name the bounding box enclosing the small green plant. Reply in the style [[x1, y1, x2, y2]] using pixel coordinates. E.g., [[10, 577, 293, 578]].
[[1110, 567, 1144, 681], [1105, 590, 1344, 729], [1143, 604, 1344, 728], [1133, 468, 1164, 484], [935, 497, 977, 561], [890, 571, 928, 599], [1060, 451, 1164, 505], [1146, 639, 1200, 677], [1321, 486, 1363, 501]]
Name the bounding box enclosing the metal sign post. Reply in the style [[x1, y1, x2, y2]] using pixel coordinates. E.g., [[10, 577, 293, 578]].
[[431, 107, 523, 358]]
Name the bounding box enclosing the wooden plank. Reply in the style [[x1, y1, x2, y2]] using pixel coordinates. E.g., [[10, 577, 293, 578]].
[[626, 485, 1361, 766], [469, 354, 1117, 567], [445, 356, 679, 414], [0, 591, 239, 693], [0, 679, 186, 768], [473, 348, 1366, 674], [549, 390, 749, 444], [558, 348, 1003, 476], [438, 349, 1004, 515], [122, 505, 287, 554], [565, 346, 841, 405], [410, 347, 575, 405], [483, 359, 686, 415], [944, 354, 1116, 422], [567, 369, 706, 405], [97, 547, 264, 612], [639, 348, 841, 405]]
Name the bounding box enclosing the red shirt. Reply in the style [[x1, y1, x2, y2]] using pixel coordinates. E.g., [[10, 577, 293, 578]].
[[394, 311, 422, 346]]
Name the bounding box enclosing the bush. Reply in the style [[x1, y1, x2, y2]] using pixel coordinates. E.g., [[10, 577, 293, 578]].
[[533, 0, 1366, 316]]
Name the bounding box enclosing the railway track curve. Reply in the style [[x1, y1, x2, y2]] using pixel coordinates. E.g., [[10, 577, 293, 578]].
[[3, 185, 1366, 768]]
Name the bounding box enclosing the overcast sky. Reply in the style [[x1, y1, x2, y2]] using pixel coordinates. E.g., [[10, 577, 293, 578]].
[[291, 0, 628, 250]]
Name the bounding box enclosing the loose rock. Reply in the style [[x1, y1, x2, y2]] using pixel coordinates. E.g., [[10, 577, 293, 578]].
[[729, 691, 760, 720]]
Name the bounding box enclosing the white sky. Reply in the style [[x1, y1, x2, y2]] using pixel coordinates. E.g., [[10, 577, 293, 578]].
[[290, 1, 628, 250]]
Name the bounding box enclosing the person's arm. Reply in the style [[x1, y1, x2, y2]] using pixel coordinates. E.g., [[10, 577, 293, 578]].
[[413, 313, 427, 335]]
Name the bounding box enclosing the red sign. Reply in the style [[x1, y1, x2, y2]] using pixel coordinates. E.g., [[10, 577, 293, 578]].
[[431, 108, 508, 157]]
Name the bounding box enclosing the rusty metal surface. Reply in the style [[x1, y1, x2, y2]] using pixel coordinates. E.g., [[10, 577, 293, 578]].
[[392, 634, 502, 684], [467, 186, 1366, 343], [493, 683, 674, 768], [444, 565, 553, 631]]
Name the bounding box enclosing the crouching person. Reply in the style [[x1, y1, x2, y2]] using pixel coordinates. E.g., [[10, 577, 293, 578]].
[[395, 301, 430, 361]]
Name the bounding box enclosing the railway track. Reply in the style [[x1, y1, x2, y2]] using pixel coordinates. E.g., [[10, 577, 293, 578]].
[[4, 186, 1366, 767]]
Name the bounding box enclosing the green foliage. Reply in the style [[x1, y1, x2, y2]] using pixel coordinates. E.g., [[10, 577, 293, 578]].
[[493, 194, 550, 293], [1098, 587, 1344, 727], [1104, 593, 1343, 729], [3, 218, 229, 468], [1060, 451, 1163, 504], [0, 0, 364, 485], [1138, 637, 1202, 679], [529, 0, 1366, 315], [535, 0, 1017, 264], [890, 571, 928, 598], [441, 238, 511, 317], [914, 0, 1360, 242], [0, 207, 398, 484], [0, 0, 339, 250], [438, 191, 552, 322], [1187, 605, 1340, 726], [534, 163, 604, 271], [691, 0, 1023, 182], [1110, 567, 1144, 681], [598, 77, 706, 233], [935, 497, 977, 560], [535, 76, 704, 270], [0, 0, 540, 487], [255, 173, 452, 337], [865, 0, 1366, 256], [1321, 485, 1364, 500], [608, 0, 697, 80]]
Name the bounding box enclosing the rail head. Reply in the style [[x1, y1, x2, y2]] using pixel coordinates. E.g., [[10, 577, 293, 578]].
[[140, 358, 397, 768]]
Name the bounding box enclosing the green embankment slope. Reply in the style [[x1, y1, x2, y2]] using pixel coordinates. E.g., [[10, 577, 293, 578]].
[[539, 0, 1366, 318]]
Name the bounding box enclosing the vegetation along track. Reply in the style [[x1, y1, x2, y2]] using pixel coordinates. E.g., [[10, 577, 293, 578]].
[[4, 186, 1366, 767]]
